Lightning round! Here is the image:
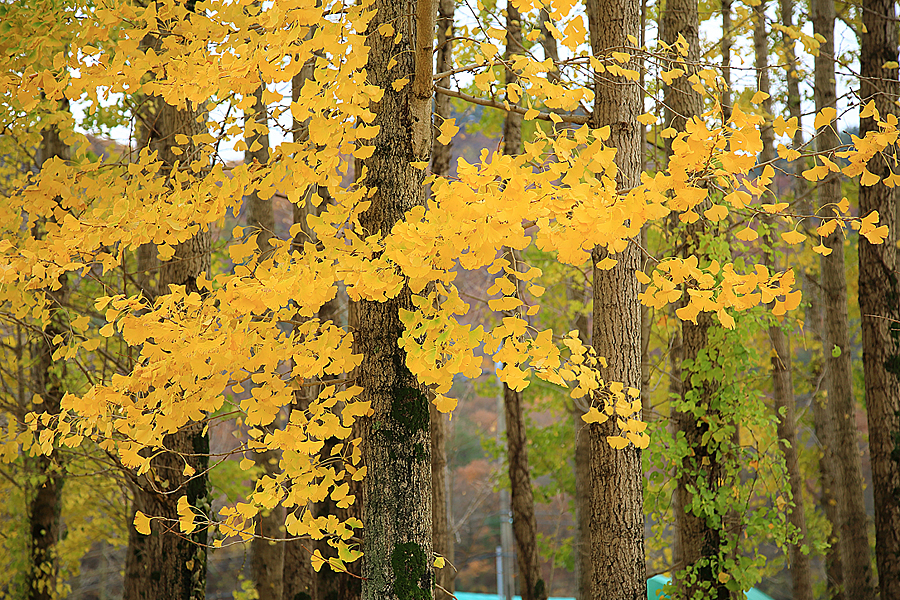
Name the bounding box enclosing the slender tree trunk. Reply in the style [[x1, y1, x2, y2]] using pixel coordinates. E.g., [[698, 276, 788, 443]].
[[431, 0, 455, 180], [431, 4, 456, 597], [499, 6, 546, 600], [585, 1, 645, 599], [357, 1, 435, 598], [860, 0, 900, 595], [661, 0, 725, 596], [807, 280, 845, 600], [123, 24, 210, 600], [244, 79, 286, 600], [812, 0, 878, 597], [282, 60, 318, 600], [26, 107, 71, 600], [753, 8, 814, 599], [570, 288, 592, 600], [721, 0, 732, 123]]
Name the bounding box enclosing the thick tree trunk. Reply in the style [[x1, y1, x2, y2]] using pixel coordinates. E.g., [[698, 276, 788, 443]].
[[244, 80, 286, 600], [27, 112, 71, 600], [812, 0, 878, 597], [860, 0, 900, 597], [753, 7, 814, 599], [585, 0, 645, 599], [123, 43, 210, 600], [500, 6, 546, 600], [357, 1, 434, 599]]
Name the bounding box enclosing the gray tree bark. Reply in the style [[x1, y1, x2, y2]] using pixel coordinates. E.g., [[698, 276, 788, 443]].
[[860, 0, 900, 596], [812, 0, 878, 596], [585, 0, 645, 599], [356, 1, 435, 598]]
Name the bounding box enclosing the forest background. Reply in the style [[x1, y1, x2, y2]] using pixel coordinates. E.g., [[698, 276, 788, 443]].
[[0, 0, 898, 599]]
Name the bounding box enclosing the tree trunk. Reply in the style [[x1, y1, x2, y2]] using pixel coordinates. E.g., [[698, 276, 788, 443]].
[[431, 0, 455, 180], [357, 0, 434, 598], [500, 6, 546, 600], [123, 34, 210, 600], [585, 0, 645, 599], [754, 7, 814, 598], [720, 0, 732, 123], [571, 292, 591, 600], [431, 5, 456, 597], [860, 0, 900, 597], [807, 279, 845, 600], [244, 80, 286, 600], [27, 108, 71, 600], [812, 0, 878, 596], [660, 0, 726, 595]]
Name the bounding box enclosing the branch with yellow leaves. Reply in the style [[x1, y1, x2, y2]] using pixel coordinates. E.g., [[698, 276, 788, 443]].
[[433, 86, 590, 124]]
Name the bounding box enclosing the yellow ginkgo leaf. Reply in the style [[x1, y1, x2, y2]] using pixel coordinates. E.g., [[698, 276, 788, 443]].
[[736, 227, 759, 242], [813, 243, 833, 256], [177, 496, 196, 534], [607, 436, 629, 449], [751, 90, 770, 104], [814, 107, 837, 130], [437, 118, 459, 145], [433, 394, 458, 413], [134, 511, 152, 536], [704, 204, 728, 222], [781, 230, 805, 245], [595, 257, 617, 270]]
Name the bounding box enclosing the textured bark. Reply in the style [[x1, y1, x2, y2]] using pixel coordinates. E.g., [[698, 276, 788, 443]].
[[26, 110, 71, 600], [585, 0, 645, 598], [357, 1, 434, 599], [661, 0, 723, 595], [430, 403, 454, 600], [123, 30, 210, 600], [807, 284, 845, 600], [571, 294, 591, 600], [500, 7, 545, 600], [860, 0, 900, 597], [720, 0, 732, 123], [537, 8, 560, 84], [812, 0, 878, 597], [431, 7, 456, 596], [431, 0, 455, 179], [753, 5, 813, 598]]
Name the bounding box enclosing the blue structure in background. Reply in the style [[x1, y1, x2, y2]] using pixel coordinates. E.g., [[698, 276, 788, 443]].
[[452, 577, 775, 600]]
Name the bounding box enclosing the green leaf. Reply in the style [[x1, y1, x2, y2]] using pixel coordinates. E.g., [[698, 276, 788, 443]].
[[832, 344, 842, 358]]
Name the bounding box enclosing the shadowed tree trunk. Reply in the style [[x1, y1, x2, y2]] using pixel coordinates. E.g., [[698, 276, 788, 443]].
[[585, 0, 645, 599], [812, 0, 878, 596], [753, 8, 813, 599], [860, 0, 900, 596], [244, 79, 286, 600], [356, 0, 435, 598], [500, 4, 546, 600], [123, 71, 211, 600], [660, 0, 726, 595], [26, 102, 71, 600], [431, 3, 456, 597]]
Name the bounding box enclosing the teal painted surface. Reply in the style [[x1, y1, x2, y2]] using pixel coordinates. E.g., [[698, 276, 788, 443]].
[[647, 575, 776, 600]]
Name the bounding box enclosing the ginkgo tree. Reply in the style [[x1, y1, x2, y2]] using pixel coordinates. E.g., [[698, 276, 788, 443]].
[[0, 0, 896, 598]]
